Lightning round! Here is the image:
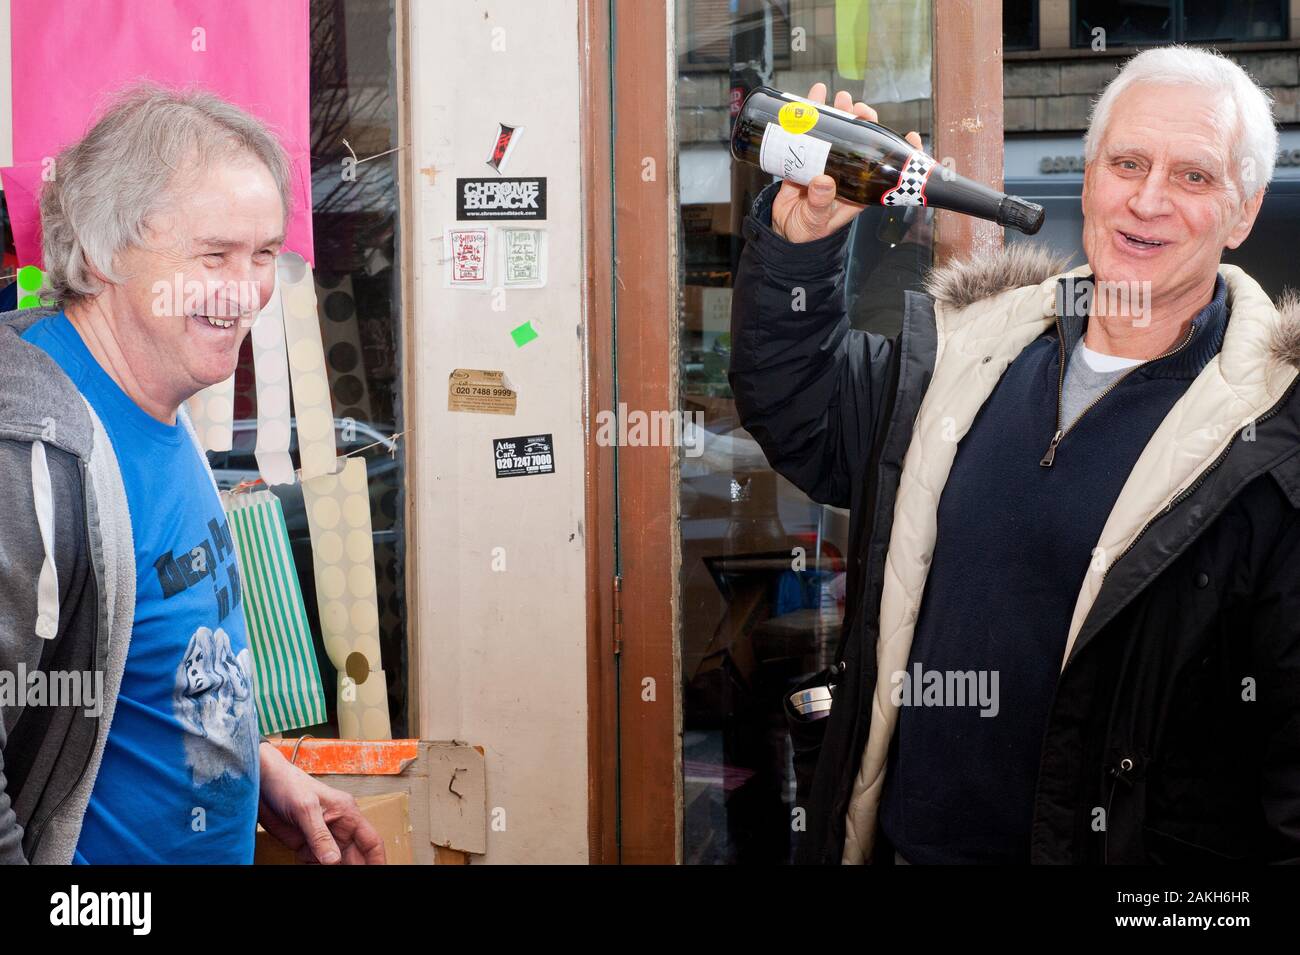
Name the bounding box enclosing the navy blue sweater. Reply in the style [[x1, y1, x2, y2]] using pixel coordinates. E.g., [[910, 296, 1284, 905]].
[[879, 274, 1229, 864]]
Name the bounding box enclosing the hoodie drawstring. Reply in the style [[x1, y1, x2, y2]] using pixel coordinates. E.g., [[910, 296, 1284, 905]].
[[31, 440, 59, 640]]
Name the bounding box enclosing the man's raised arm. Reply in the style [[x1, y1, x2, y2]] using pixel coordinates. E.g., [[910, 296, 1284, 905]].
[[728, 84, 921, 508]]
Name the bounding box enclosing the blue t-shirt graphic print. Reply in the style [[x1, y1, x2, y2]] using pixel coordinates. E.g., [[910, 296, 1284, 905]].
[[22, 313, 260, 864]]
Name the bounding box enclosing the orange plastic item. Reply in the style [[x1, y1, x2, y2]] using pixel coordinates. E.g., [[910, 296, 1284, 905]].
[[270, 738, 421, 775]]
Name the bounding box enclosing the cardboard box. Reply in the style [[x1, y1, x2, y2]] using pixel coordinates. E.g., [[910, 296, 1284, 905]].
[[255, 790, 414, 865], [258, 739, 486, 863]]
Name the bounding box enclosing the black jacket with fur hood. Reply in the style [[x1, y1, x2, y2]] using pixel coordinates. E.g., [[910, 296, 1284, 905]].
[[729, 181, 1300, 864]]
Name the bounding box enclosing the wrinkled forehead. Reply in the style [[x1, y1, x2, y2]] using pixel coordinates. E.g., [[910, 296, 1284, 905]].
[[1099, 82, 1236, 162], [143, 157, 287, 249]]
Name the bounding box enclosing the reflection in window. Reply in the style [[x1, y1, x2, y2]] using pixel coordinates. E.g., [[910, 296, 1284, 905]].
[[677, 0, 932, 863], [1004, 0, 1038, 51], [1074, 0, 1286, 47], [213, 0, 407, 738]]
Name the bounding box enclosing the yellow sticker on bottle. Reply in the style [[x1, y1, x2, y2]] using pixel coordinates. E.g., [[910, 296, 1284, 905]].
[[778, 101, 819, 135]]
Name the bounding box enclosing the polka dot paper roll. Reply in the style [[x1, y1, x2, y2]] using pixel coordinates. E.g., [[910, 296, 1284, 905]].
[[251, 272, 295, 485], [278, 251, 339, 481], [302, 456, 391, 740], [186, 373, 235, 452]]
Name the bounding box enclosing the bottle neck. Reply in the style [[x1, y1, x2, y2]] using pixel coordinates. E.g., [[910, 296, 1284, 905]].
[[922, 166, 1044, 233], [915, 166, 1007, 221]]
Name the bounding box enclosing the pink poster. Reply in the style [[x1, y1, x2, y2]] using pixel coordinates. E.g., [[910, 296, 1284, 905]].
[[1, 0, 313, 266]]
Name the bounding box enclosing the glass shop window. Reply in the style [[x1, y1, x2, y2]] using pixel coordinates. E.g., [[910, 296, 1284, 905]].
[[208, 0, 409, 739], [0, 0, 408, 739], [676, 0, 933, 863], [1073, 0, 1287, 47]]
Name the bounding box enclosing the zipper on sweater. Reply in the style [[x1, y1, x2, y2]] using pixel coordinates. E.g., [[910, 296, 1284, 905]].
[[25, 457, 103, 860], [1103, 756, 1135, 863], [1101, 374, 1300, 583], [1040, 320, 1195, 468]]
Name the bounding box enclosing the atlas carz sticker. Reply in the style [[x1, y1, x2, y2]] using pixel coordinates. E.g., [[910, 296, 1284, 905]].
[[494, 434, 555, 478]]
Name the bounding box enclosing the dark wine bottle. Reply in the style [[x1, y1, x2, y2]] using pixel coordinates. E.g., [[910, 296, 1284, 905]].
[[731, 87, 1045, 235]]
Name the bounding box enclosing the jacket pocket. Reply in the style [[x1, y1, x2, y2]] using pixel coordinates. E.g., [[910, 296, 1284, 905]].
[[1142, 823, 1254, 864], [784, 667, 837, 812]]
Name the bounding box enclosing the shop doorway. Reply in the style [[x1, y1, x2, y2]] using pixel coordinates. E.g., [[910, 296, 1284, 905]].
[[590, 0, 1001, 864]]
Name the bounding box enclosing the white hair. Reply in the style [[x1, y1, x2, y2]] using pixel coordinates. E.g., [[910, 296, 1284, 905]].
[[39, 83, 294, 304], [1084, 45, 1278, 199]]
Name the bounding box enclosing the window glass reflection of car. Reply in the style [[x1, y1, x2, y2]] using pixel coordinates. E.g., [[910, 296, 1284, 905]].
[[208, 418, 398, 546], [207, 418, 402, 733]]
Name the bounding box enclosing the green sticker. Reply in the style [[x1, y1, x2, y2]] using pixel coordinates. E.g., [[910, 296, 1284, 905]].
[[511, 321, 538, 347], [18, 295, 41, 309], [17, 265, 43, 292]]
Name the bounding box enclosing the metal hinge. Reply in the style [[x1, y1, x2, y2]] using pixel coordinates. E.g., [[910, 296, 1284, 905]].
[[612, 575, 623, 656]]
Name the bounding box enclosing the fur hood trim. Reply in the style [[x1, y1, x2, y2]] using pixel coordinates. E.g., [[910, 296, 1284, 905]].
[[923, 243, 1300, 369]]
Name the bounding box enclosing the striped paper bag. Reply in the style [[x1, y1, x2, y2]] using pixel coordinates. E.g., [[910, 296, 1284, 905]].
[[223, 489, 328, 734]]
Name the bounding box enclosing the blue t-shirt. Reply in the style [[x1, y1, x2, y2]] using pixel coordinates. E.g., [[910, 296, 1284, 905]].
[[22, 313, 260, 864]]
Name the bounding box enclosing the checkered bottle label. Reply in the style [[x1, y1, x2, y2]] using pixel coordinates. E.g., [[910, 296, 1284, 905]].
[[882, 151, 937, 207]]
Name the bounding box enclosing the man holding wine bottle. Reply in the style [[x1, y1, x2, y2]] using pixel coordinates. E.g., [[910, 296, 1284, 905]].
[[730, 47, 1300, 865]]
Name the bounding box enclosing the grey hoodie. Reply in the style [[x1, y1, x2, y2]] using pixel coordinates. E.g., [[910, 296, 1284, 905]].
[[0, 305, 141, 863]]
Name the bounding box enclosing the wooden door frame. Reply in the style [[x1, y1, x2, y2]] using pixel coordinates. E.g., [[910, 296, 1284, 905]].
[[581, 0, 1005, 865], [579, 0, 620, 865], [581, 0, 682, 865], [932, 0, 1006, 265]]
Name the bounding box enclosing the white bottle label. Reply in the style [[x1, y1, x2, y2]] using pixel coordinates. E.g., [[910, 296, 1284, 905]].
[[758, 123, 831, 186]]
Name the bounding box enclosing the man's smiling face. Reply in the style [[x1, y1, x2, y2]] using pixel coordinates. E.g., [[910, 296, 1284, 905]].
[[1081, 82, 1264, 308], [110, 153, 284, 397]]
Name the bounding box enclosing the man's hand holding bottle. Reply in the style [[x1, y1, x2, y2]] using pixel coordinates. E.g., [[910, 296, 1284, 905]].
[[770, 82, 924, 245]]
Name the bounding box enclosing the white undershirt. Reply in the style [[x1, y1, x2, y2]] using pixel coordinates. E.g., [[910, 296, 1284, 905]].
[[1079, 340, 1145, 373]]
